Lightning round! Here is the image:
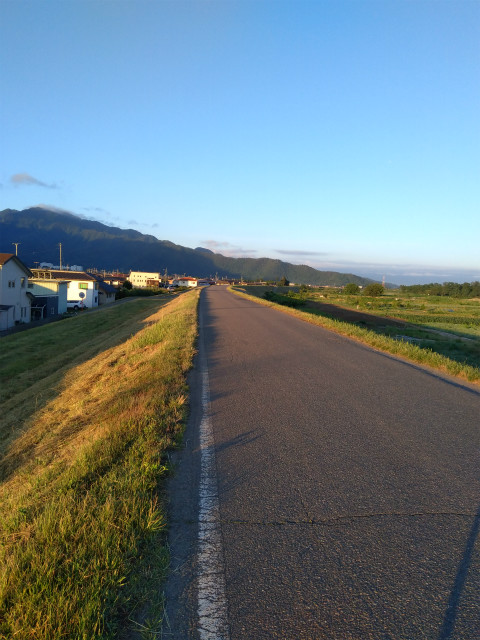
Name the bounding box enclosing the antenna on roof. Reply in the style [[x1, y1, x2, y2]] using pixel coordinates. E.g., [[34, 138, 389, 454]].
[[58, 243, 62, 270], [12, 242, 20, 256]]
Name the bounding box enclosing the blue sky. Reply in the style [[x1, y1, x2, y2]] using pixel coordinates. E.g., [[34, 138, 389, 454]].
[[1, 0, 479, 285]]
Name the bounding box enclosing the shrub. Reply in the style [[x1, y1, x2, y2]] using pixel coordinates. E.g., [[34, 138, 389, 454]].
[[363, 283, 384, 297], [344, 283, 360, 295]]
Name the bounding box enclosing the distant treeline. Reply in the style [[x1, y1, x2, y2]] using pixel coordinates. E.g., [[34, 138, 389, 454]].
[[400, 282, 480, 298]]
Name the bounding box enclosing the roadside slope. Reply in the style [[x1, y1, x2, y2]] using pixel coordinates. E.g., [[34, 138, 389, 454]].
[[0, 291, 199, 639]]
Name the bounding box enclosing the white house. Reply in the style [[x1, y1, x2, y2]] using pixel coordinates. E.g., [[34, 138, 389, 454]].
[[129, 271, 162, 288], [0, 253, 33, 329], [28, 279, 69, 318], [172, 277, 198, 288], [30, 269, 99, 309]]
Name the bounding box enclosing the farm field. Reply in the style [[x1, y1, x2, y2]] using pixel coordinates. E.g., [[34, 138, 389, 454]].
[[308, 288, 480, 368], [0, 291, 198, 639], [238, 285, 480, 380]]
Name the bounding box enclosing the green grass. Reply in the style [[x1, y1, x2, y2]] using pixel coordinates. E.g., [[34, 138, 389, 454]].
[[310, 290, 480, 369], [233, 286, 480, 385], [0, 291, 199, 639]]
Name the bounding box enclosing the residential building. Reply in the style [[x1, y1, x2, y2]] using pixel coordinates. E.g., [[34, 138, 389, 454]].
[[129, 271, 162, 288], [98, 282, 117, 305], [0, 253, 33, 329], [30, 269, 99, 309], [102, 273, 128, 287], [172, 277, 198, 288], [28, 279, 69, 319], [90, 275, 117, 305]]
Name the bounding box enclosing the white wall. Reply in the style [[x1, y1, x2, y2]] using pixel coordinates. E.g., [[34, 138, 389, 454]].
[[129, 271, 162, 287], [57, 282, 69, 314], [29, 279, 69, 314], [172, 278, 197, 288], [0, 306, 15, 330], [0, 259, 31, 324], [67, 280, 99, 308]]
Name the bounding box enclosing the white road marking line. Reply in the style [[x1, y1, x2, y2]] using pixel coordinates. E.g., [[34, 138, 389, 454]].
[[198, 366, 230, 640]]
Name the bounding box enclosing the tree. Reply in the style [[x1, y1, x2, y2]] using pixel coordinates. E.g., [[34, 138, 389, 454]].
[[461, 282, 472, 298], [429, 284, 443, 296], [278, 276, 290, 287], [123, 279, 133, 290], [471, 281, 480, 297], [363, 283, 384, 297], [344, 283, 360, 295]]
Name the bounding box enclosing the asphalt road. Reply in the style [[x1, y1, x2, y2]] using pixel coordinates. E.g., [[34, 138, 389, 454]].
[[163, 285, 480, 639]]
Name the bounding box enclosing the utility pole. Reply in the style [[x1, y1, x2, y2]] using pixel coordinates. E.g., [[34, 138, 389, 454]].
[[12, 242, 20, 256], [58, 243, 62, 270]]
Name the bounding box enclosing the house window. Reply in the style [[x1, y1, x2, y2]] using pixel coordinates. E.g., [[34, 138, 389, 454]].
[[8, 280, 15, 288], [79, 283, 88, 289], [21, 277, 26, 287]]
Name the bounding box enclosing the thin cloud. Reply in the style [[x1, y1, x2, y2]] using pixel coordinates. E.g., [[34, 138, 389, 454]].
[[11, 173, 58, 189], [296, 257, 480, 285], [34, 204, 145, 231], [37, 204, 76, 215], [37, 204, 110, 225], [202, 240, 258, 257], [276, 249, 329, 257]]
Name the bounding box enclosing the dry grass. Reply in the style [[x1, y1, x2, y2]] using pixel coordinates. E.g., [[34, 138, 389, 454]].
[[0, 291, 199, 639]]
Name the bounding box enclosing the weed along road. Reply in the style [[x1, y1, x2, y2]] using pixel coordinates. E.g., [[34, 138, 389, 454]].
[[163, 285, 480, 639]]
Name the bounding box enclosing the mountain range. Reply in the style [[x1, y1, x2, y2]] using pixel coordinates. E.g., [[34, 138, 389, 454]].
[[0, 207, 378, 286]]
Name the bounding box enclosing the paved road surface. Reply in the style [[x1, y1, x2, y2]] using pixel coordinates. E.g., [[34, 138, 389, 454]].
[[163, 286, 480, 639]]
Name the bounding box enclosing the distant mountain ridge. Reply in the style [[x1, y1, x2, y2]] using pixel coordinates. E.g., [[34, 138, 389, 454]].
[[0, 207, 377, 286]]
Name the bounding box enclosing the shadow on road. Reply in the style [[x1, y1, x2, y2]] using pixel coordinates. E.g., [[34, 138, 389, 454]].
[[438, 503, 480, 639], [215, 429, 261, 454]]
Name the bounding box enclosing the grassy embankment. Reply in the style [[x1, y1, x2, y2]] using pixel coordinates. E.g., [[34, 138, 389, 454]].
[[0, 291, 199, 639], [232, 286, 480, 385]]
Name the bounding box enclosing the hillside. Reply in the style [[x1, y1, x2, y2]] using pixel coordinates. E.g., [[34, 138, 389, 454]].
[[0, 207, 376, 286]]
